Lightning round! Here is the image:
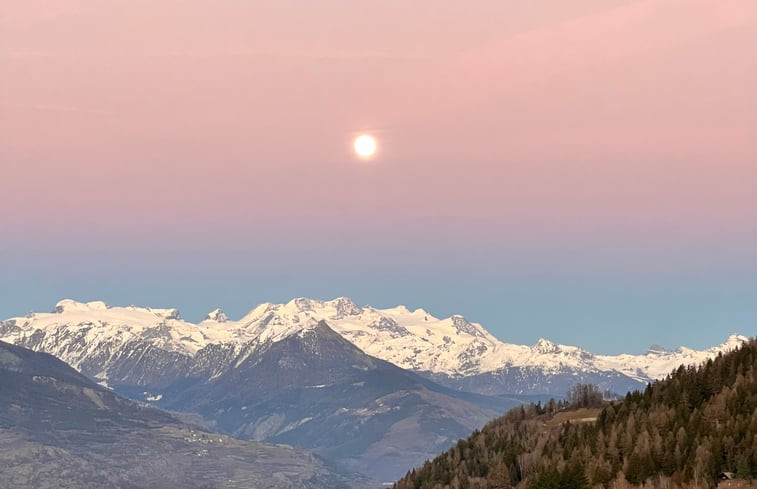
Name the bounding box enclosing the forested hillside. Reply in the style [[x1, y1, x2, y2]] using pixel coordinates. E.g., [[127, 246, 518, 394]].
[[394, 339, 757, 489]]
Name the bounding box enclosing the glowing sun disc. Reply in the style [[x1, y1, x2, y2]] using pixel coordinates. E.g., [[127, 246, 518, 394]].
[[354, 134, 377, 158]]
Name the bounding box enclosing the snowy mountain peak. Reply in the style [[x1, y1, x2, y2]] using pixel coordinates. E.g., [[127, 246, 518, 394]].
[[288, 297, 319, 311], [450, 315, 485, 338], [328, 297, 363, 318], [145, 307, 181, 320], [646, 344, 671, 356], [0, 297, 750, 388], [532, 338, 560, 354], [242, 302, 277, 320], [54, 299, 110, 313], [722, 334, 749, 348], [413, 307, 430, 319], [204, 308, 229, 323]]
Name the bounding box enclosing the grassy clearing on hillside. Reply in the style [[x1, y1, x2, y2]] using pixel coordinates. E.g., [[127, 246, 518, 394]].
[[544, 407, 601, 427]]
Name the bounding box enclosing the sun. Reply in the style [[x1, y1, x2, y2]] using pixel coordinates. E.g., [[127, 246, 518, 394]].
[[353, 134, 377, 158]]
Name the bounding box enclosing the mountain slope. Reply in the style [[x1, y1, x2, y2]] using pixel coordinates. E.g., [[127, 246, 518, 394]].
[[394, 338, 757, 489], [0, 341, 365, 489], [137, 321, 508, 481], [0, 298, 746, 397]]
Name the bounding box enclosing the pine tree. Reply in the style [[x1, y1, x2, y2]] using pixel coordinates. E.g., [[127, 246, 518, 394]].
[[489, 458, 511, 489]]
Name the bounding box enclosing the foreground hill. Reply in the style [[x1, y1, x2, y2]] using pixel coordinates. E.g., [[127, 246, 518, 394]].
[[0, 341, 365, 489], [394, 338, 757, 489]]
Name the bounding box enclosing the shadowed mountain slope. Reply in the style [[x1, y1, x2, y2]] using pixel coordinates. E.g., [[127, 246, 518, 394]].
[[0, 341, 366, 489], [156, 321, 510, 481]]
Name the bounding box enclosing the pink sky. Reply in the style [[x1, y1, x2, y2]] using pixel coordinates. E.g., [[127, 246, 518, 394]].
[[2, 0, 757, 351], [3, 1, 755, 244]]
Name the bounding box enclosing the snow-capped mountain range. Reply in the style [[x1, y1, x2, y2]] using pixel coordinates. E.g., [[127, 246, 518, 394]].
[[0, 297, 747, 391], [1, 297, 748, 480]]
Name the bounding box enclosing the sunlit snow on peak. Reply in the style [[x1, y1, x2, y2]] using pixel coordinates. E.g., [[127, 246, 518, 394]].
[[1, 297, 749, 384]]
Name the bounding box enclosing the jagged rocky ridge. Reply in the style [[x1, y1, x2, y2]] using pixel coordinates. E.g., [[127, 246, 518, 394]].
[[0, 298, 747, 396]]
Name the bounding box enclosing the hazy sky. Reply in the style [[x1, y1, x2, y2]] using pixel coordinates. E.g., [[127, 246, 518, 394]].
[[2, 0, 756, 353]]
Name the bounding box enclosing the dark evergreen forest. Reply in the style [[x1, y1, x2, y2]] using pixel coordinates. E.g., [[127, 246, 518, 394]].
[[394, 339, 757, 489]]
